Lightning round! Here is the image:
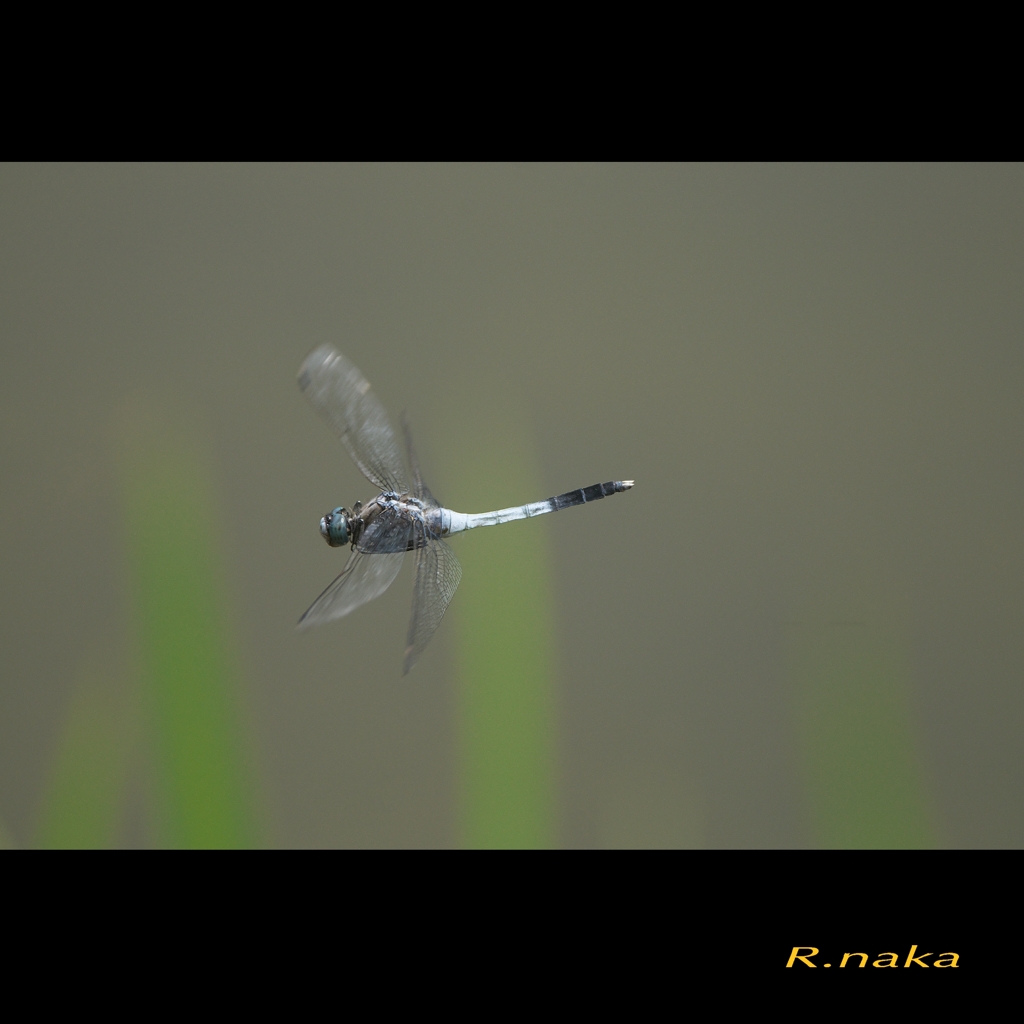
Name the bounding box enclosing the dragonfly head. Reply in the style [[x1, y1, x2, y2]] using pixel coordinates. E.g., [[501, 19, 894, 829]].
[[320, 506, 353, 547]]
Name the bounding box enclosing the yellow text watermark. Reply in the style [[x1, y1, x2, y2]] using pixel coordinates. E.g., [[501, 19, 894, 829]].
[[786, 946, 959, 968]]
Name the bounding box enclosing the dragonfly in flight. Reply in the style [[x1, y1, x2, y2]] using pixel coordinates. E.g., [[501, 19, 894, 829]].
[[297, 347, 634, 673]]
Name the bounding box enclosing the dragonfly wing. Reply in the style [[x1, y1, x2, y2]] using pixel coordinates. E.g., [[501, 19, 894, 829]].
[[403, 529, 462, 675], [400, 412, 438, 506], [297, 549, 405, 628], [298, 347, 409, 494]]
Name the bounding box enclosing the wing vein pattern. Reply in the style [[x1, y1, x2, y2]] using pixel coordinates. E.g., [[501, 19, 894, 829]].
[[404, 516, 462, 675], [298, 346, 409, 494], [298, 549, 405, 629]]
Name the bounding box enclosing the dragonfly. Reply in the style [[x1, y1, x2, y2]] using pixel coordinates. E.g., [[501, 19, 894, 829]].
[[297, 346, 634, 674]]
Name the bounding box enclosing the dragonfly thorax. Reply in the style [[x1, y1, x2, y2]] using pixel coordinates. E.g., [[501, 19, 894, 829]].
[[378, 491, 424, 508]]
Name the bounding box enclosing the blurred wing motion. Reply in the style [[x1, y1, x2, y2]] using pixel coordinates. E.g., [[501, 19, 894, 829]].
[[298, 346, 409, 493], [298, 550, 405, 629], [404, 521, 462, 675], [401, 411, 438, 508]]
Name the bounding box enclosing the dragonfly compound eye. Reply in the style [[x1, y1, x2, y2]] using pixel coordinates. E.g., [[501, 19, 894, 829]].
[[320, 507, 350, 547]]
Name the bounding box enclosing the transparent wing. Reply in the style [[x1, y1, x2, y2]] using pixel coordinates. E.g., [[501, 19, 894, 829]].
[[401, 412, 438, 508], [297, 549, 405, 629], [403, 526, 462, 675], [298, 347, 409, 494]]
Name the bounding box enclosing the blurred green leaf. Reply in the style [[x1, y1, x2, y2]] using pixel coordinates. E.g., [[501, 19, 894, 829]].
[[36, 652, 138, 849], [788, 620, 935, 848], [447, 415, 557, 849], [118, 400, 256, 849]]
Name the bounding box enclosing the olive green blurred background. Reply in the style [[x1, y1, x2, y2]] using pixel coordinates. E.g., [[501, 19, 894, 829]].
[[2, 163, 1022, 848]]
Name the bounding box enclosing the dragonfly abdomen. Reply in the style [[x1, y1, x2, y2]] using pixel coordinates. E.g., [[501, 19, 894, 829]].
[[443, 480, 634, 534], [551, 479, 634, 510]]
